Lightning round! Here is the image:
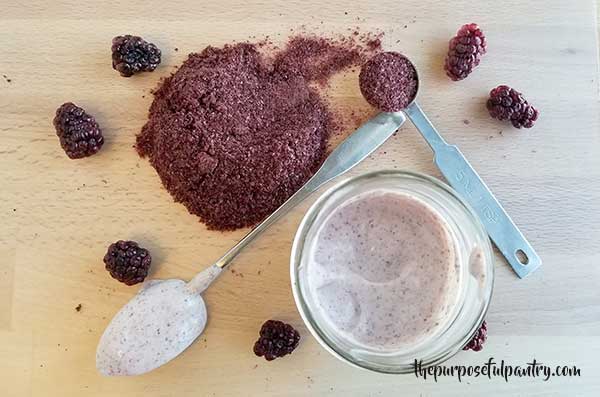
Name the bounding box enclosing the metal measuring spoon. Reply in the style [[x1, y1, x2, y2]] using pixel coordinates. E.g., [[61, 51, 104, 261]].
[[96, 111, 407, 376], [360, 51, 541, 278]]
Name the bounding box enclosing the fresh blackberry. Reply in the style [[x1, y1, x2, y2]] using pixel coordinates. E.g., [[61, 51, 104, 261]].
[[111, 35, 161, 77], [253, 320, 301, 361], [487, 85, 539, 128], [444, 23, 486, 81], [53, 102, 104, 159], [103, 240, 152, 286], [463, 321, 487, 351]]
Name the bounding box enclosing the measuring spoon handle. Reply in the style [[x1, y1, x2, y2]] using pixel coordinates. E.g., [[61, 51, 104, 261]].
[[405, 102, 541, 278]]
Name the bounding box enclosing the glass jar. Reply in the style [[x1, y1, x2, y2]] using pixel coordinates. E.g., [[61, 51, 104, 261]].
[[291, 170, 494, 373]]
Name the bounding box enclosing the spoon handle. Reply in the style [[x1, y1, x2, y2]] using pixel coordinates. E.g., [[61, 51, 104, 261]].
[[405, 101, 541, 278], [213, 111, 407, 269]]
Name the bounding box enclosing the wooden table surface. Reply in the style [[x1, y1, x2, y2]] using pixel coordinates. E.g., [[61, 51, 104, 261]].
[[2, 1, 600, 396]]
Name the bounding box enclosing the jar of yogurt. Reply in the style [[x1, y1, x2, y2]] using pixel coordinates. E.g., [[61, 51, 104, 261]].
[[291, 170, 493, 373]]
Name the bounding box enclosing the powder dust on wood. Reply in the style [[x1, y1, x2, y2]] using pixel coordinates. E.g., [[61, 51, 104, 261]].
[[137, 33, 382, 230]]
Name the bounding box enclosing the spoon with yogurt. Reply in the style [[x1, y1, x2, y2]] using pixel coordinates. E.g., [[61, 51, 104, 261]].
[[96, 110, 406, 376]]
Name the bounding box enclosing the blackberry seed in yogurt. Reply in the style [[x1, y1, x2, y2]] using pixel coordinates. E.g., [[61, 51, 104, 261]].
[[306, 190, 460, 351]]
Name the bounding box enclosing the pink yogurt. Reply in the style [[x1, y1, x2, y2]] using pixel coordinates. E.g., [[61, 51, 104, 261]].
[[307, 191, 460, 350]]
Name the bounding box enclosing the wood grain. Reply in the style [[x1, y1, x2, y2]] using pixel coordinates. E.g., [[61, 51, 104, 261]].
[[1, 0, 599, 395]]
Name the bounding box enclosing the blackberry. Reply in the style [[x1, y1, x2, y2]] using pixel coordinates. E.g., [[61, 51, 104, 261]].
[[444, 23, 486, 81], [253, 320, 301, 361], [103, 240, 152, 286], [487, 85, 539, 128], [111, 35, 161, 77], [463, 321, 487, 351], [53, 102, 104, 159]]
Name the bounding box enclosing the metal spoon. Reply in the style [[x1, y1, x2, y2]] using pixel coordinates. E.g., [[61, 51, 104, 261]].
[[400, 57, 541, 278], [96, 111, 407, 376]]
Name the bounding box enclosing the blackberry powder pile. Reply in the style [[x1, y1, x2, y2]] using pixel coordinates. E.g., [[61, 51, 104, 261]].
[[137, 34, 380, 230]]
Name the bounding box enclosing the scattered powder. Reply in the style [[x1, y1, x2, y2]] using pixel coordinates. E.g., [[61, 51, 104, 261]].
[[137, 34, 381, 230], [359, 51, 418, 112], [366, 38, 382, 51], [272, 35, 363, 85]]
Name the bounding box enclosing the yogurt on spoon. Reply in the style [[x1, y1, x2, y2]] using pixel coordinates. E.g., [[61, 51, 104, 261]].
[[96, 266, 220, 376]]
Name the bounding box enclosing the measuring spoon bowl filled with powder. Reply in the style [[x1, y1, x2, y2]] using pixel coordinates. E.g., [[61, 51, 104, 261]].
[[291, 170, 494, 373]]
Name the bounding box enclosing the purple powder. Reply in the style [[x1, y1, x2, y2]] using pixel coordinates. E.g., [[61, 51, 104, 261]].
[[359, 52, 418, 112], [137, 35, 380, 230]]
